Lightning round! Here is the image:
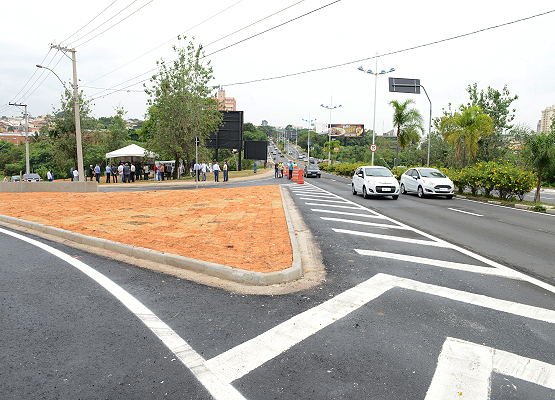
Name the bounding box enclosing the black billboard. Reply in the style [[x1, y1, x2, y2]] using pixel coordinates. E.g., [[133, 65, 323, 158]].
[[244, 141, 268, 160], [206, 111, 244, 150]]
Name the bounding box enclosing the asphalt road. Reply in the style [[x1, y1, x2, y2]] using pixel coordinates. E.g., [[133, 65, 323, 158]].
[[2, 172, 555, 399]]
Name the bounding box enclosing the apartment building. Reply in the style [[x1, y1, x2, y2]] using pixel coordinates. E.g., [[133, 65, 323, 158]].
[[539, 105, 555, 133], [216, 89, 236, 111]]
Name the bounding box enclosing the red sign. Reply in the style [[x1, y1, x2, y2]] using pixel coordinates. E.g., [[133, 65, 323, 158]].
[[370, 144, 377, 152]]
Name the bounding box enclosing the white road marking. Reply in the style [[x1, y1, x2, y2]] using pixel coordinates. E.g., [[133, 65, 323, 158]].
[[333, 228, 450, 247], [304, 202, 363, 210], [448, 207, 483, 217], [205, 273, 555, 384], [321, 217, 411, 230], [425, 337, 555, 399], [311, 209, 385, 219], [354, 249, 521, 279], [0, 227, 246, 400], [300, 197, 352, 204]]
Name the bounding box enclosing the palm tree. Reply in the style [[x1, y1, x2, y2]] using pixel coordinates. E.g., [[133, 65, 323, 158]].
[[388, 99, 424, 167], [521, 131, 555, 203], [439, 105, 493, 168]]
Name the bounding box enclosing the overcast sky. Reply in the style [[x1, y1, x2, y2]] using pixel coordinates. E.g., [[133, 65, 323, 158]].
[[2, 0, 554, 136]]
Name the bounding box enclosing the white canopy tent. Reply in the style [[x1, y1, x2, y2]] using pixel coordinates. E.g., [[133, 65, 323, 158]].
[[105, 144, 157, 160]]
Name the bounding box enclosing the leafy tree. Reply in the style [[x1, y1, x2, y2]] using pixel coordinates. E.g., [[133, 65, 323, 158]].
[[519, 129, 555, 202], [389, 99, 424, 167], [144, 38, 221, 177], [103, 106, 129, 154], [466, 83, 518, 161], [439, 104, 494, 168]]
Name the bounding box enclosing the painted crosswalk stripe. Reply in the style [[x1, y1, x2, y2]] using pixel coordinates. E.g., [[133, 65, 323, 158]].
[[425, 337, 555, 399], [304, 203, 363, 210], [333, 228, 450, 247], [300, 197, 353, 204], [355, 249, 521, 279], [321, 217, 410, 230], [311, 209, 386, 219]]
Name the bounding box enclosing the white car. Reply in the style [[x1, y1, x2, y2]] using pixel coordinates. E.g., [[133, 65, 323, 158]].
[[399, 167, 454, 199], [351, 166, 399, 200]]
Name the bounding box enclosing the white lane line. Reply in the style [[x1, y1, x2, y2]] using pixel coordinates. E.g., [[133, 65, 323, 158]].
[[321, 217, 411, 230], [0, 227, 246, 400], [300, 197, 353, 204], [311, 209, 386, 219], [205, 273, 555, 385], [304, 202, 363, 210], [333, 228, 450, 247], [448, 208, 483, 217], [355, 249, 521, 279], [425, 337, 555, 399]]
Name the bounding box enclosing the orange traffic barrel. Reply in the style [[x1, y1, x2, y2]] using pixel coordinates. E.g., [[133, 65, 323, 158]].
[[297, 169, 304, 184], [292, 165, 298, 182]]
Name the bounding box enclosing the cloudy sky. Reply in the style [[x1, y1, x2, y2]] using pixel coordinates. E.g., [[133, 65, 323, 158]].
[[2, 0, 554, 136]]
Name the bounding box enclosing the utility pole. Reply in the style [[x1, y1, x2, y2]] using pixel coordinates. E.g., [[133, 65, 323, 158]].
[[50, 44, 84, 182], [9, 103, 30, 174]]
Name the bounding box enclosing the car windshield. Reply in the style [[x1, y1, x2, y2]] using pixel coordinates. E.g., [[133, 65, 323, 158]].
[[307, 165, 319, 171], [364, 168, 393, 177], [419, 168, 446, 178]]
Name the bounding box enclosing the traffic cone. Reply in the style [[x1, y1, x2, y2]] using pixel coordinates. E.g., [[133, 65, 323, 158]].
[[297, 169, 304, 184], [292, 165, 298, 182]]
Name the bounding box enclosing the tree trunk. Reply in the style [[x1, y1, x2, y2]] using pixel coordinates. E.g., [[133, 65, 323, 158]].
[[534, 169, 542, 203]]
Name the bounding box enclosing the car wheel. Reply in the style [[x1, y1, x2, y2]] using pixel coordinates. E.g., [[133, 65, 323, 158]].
[[446, 195, 453, 199], [417, 186, 425, 198], [400, 183, 407, 194], [392, 195, 399, 200], [363, 186, 370, 199], [351, 184, 357, 195]]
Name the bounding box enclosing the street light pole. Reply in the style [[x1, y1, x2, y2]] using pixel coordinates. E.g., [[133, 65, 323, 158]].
[[320, 98, 342, 165], [302, 115, 316, 161], [358, 54, 395, 166], [8, 102, 29, 174]]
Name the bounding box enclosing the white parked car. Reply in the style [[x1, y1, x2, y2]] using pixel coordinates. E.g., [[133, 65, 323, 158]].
[[352, 166, 399, 200], [399, 167, 454, 199]]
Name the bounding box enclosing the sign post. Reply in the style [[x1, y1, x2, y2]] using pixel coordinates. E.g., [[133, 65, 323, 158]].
[[389, 77, 432, 167]]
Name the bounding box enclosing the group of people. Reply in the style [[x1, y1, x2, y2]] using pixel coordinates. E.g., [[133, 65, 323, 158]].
[[274, 161, 295, 179], [193, 161, 229, 182]]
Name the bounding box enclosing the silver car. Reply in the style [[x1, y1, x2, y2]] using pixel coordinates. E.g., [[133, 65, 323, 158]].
[[351, 166, 399, 200], [400, 167, 454, 199]]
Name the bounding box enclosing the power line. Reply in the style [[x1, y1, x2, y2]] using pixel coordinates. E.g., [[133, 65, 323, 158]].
[[9, 48, 53, 104], [84, 0, 244, 86], [18, 54, 66, 105], [88, 0, 342, 100], [222, 8, 555, 86], [62, 0, 119, 45]]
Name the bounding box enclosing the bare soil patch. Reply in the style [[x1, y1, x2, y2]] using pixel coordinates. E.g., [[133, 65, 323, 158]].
[[0, 186, 292, 273]]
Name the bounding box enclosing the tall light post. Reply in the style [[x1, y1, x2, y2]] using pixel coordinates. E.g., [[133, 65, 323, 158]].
[[358, 54, 395, 166], [8, 102, 29, 174], [302, 115, 316, 161], [321, 98, 341, 165]]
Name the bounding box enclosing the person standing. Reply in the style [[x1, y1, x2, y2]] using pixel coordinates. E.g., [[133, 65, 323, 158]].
[[193, 162, 200, 181], [123, 163, 131, 183], [130, 163, 135, 182], [70, 166, 74, 181], [112, 164, 118, 183], [73, 168, 79, 181], [166, 163, 172, 180], [213, 162, 220, 182], [159, 163, 165, 181], [274, 162, 279, 178], [106, 164, 111, 183], [201, 162, 207, 181], [143, 164, 149, 180], [288, 160, 293, 179], [46, 169, 53, 182], [94, 164, 101, 183], [223, 161, 229, 182], [118, 163, 124, 183]]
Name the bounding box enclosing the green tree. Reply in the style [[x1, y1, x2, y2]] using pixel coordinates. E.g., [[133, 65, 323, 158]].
[[466, 83, 518, 161], [388, 99, 424, 167], [439, 104, 494, 168], [103, 106, 128, 154], [519, 129, 555, 202], [144, 38, 222, 177]]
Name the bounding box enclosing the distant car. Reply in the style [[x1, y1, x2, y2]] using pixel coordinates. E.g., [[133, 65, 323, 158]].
[[309, 157, 315, 164], [22, 173, 43, 182], [352, 166, 399, 200], [272, 151, 276, 155], [399, 167, 454, 199], [304, 164, 321, 178], [10, 175, 20, 182]]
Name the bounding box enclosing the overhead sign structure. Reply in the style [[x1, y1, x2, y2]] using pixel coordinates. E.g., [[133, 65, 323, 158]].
[[284, 130, 298, 139], [328, 124, 364, 137], [389, 77, 421, 94]]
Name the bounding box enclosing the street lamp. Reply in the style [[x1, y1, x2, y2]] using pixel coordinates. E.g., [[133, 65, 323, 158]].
[[358, 54, 395, 166], [320, 99, 342, 165], [302, 116, 316, 162]]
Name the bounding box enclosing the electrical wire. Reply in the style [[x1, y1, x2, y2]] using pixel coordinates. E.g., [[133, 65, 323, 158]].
[[9, 48, 53, 104], [18, 55, 67, 105], [221, 8, 555, 86], [88, 0, 341, 100], [13, 50, 64, 105], [84, 0, 244, 85], [62, 0, 119, 45]]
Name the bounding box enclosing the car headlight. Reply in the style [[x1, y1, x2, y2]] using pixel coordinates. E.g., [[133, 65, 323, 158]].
[[421, 179, 433, 186], [366, 179, 376, 185]]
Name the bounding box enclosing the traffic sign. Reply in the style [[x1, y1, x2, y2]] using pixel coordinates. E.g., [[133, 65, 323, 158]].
[[370, 144, 377, 152]]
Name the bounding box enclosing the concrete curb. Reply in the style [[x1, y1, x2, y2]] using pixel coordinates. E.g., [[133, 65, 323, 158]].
[[0, 186, 303, 286]]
